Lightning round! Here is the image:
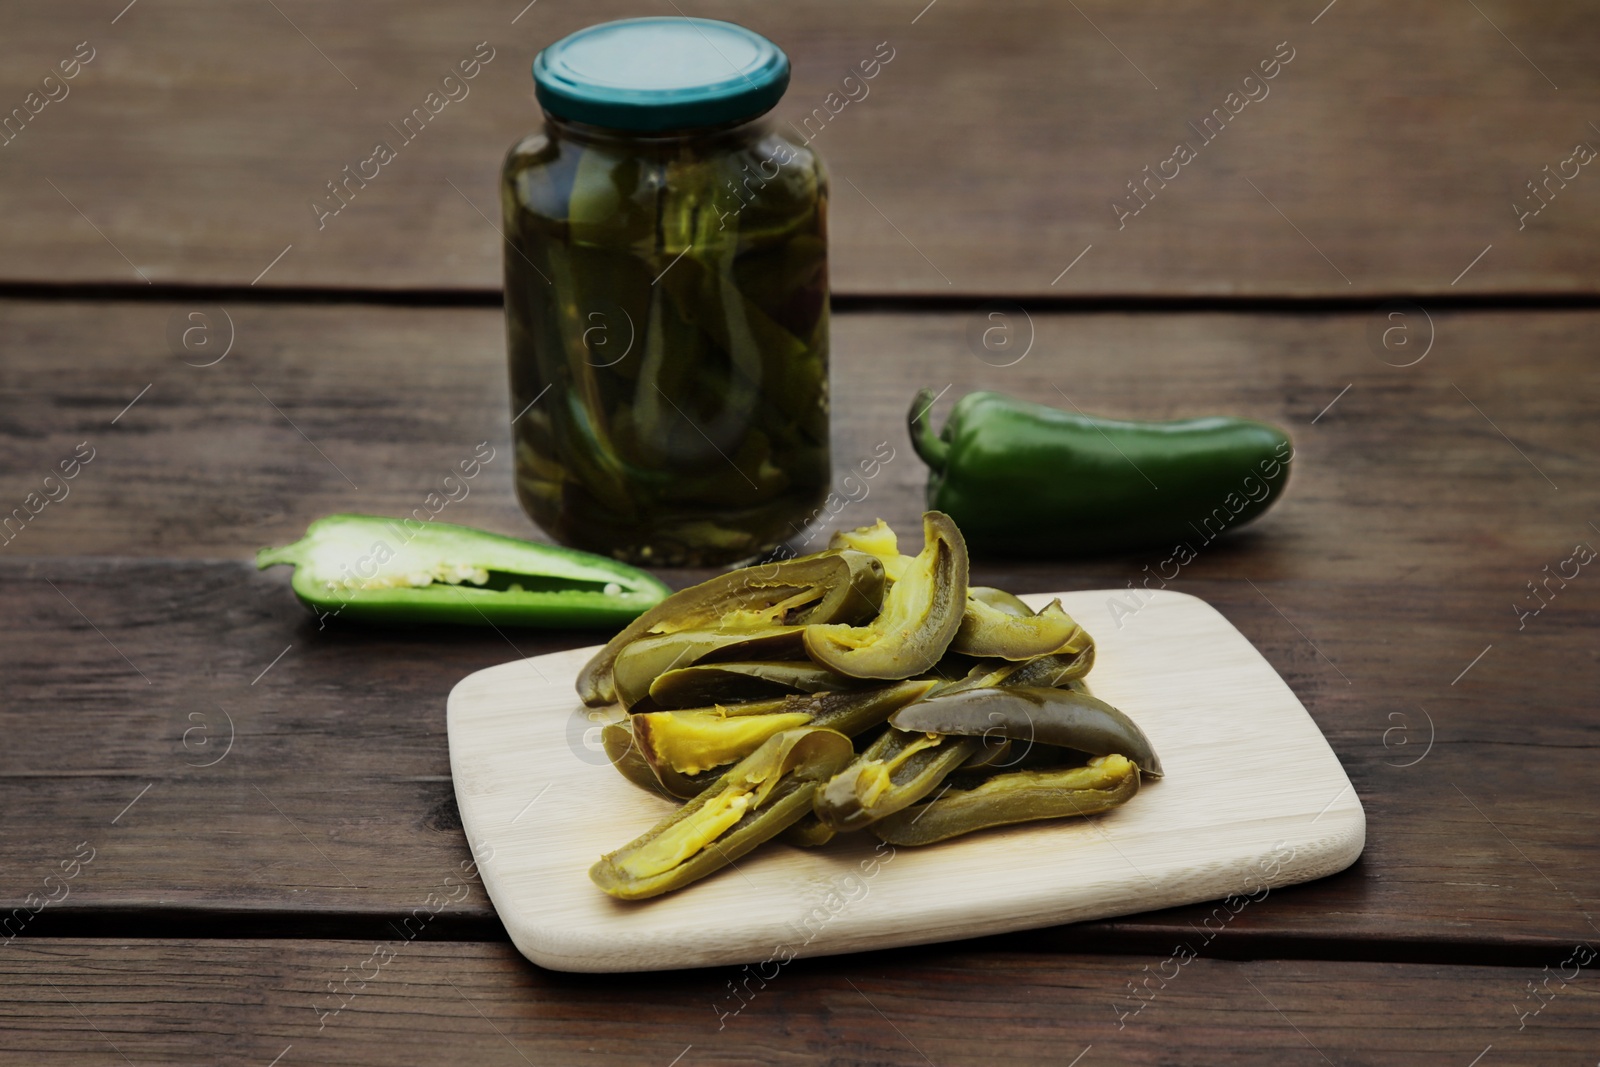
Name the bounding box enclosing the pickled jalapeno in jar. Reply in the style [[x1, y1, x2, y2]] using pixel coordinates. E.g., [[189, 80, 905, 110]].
[[503, 18, 830, 567]]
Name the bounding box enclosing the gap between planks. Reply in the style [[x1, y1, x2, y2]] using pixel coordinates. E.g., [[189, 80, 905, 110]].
[[12, 910, 1589, 971], [4, 280, 1600, 314]]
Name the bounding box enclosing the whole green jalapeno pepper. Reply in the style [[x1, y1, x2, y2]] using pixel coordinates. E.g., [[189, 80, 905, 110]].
[[909, 389, 1294, 557]]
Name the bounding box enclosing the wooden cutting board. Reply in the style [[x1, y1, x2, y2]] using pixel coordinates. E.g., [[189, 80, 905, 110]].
[[447, 589, 1364, 974]]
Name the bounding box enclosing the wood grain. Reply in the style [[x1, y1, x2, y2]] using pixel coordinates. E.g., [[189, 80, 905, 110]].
[[448, 592, 1362, 972], [2, 1, 1599, 296], [4, 939, 1597, 1065], [1, 299, 1593, 581], [4, 0, 1596, 1042], [1, 299, 1597, 955], [1, 564, 1596, 956]]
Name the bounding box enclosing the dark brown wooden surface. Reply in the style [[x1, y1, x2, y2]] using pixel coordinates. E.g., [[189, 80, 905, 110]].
[[5, 1, 1600, 1059], [1, 300, 1597, 965], [2, 300, 1592, 568], [7, 940, 1600, 1066], [5, 559, 1599, 956], [4, 1, 1600, 296]]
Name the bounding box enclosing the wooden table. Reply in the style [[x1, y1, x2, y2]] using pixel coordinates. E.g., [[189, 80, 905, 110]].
[[4, 1, 1598, 1062]]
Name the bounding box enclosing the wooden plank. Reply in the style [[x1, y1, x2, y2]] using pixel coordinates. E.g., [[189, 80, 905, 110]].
[[1, 299, 1595, 952], [1, 563, 1595, 954], [4, 940, 1597, 1065], [0, 299, 1592, 576], [2, 1, 1599, 296]]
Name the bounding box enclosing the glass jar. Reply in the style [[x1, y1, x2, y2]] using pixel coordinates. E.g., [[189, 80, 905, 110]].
[[502, 18, 830, 567]]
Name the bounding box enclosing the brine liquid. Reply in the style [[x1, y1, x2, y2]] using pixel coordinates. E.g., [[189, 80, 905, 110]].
[[503, 123, 830, 566]]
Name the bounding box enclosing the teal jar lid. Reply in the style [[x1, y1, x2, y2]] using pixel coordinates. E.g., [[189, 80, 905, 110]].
[[533, 17, 789, 132]]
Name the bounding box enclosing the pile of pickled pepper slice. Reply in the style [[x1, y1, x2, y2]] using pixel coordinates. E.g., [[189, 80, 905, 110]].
[[583, 511, 1162, 900]]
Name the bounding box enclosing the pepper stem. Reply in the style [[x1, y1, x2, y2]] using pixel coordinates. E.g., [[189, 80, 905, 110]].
[[907, 388, 949, 473], [254, 541, 304, 570]]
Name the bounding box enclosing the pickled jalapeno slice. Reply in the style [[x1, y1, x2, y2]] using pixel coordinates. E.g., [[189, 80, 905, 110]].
[[579, 512, 1165, 900], [804, 512, 970, 680], [925, 654, 1087, 698], [600, 718, 677, 799], [889, 686, 1162, 777], [951, 591, 1086, 661], [812, 726, 979, 833], [648, 661, 861, 709], [871, 754, 1140, 847], [631, 679, 939, 795], [828, 519, 911, 582], [635, 701, 814, 777], [590, 727, 854, 900], [611, 626, 808, 708], [967, 587, 1033, 617], [576, 549, 885, 706], [806, 679, 938, 736], [958, 735, 1015, 771], [1001, 645, 1096, 687], [780, 813, 837, 848], [723, 550, 887, 629]]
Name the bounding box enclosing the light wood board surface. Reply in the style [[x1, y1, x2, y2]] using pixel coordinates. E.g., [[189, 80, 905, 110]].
[[448, 589, 1364, 973]]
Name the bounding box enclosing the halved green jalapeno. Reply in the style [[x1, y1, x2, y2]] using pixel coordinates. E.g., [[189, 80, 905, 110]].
[[576, 549, 886, 705], [804, 512, 969, 679], [257, 514, 671, 629], [889, 686, 1162, 776], [590, 727, 854, 900], [871, 754, 1140, 846]]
